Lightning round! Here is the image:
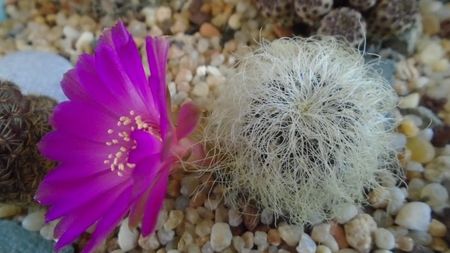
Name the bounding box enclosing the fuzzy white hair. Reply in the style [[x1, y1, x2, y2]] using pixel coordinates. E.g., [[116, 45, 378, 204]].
[[204, 37, 399, 225]]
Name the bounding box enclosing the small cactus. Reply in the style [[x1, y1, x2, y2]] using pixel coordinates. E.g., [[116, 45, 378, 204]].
[[205, 38, 398, 225], [318, 7, 367, 47], [294, 0, 333, 25], [0, 80, 55, 206], [368, 0, 419, 39], [348, 0, 377, 11], [256, 0, 294, 25]]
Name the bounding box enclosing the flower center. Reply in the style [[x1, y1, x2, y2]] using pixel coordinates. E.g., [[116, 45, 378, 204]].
[[103, 110, 157, 177]]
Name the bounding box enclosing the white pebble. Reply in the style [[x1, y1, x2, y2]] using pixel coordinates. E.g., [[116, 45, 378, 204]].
[[408, 178, 426, 200], [311, 223, 331, 243], [22, 210, 45, 232], [386, 187, 406, 215], [210, 223, 232, 252], [334, 203, 358, 224], [254, 231, 268, 250], [156, 6, 172, 23], [420, 183, 449, 208], [228, 209, 243, 227], [260, 209, 274, 225], [40, 221, 57, 240], [296, 234, 316, 253], [139, 233, 160, 250], [373, 228, 395, 250], [202, 242, 214, 253], [278, 224, 302, 246], [164, 210, 184, 230], [344, 214, 377, 253], [75, 31, 94, 52], [395, 202, 431, 231], [118, 219, 139, 251], [228, 13, 242, 29], [192, 82, 209, 97], [316, 245, 332, 253], [232, 236, 245, 252], [419, 42, 445, 65], [157, 228, 175, 245], [398, 93, 420, 109]]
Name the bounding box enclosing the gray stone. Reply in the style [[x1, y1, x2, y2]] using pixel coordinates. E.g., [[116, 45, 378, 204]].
[[0, 0, 5, 22], [0, 219, 74, 253], [0, 51, 72, 101]]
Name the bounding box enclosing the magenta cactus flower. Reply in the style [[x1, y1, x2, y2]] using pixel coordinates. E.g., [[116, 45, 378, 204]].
[[35, 22, 200, 253]]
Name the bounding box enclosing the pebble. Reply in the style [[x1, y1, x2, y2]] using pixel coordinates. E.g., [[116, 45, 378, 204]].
[[431, 238, 448, 252], [254, 231, 268, 250], [429, 219, 447, 237], [278, 224, 302, 246], [39, 221, 57, 240], [344, 214, 377, 253], [398, 119, 420, 137], [372, 210, 394, 228], [420, 183, 449, 208], [337, 249, 358, 253], [202, 241, 214, 253], [178, 232, 194, 251], [267, 229, 281, 246], [395, 202, 431, 231], [200, 23, 221, 38], [117, 219, 139, 252], [210, 223, 232, 252], [138, 234, 160, 250], [228, 208, 242, 227], [397, 236, 414, 252], [369, 187, 390, 208], [164, 210, 184, 230], [195, 220, 213, 237], [75, 31, 94, 52], [156, 6, 172, 23], [419, 42, 445, 65], [408, 230, 432, 246], [232, 236, 245, 252], [374, 228, 395, 250], [316, 245, 332, 253], [0, 204, 21, 218], [0, 0, 5, 22], [260, 208, 274, 225], [386, 187, 407, 215], [22, 210, 45, 232], [157, 228, 175, 245], [0, 51, 71, 101], [406, 137, 436, 164], [296, 233, 317, 253], [399, 93, 420, 109], [242, 231, 254, 248], [334, 203, 358, 224], [185, 207, 200, 225], [192, 81, 209, 97], [228, 13, 241, 29], [242, 205, 259, 231]]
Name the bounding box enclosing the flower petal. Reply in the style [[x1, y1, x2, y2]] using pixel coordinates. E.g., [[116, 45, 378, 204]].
[[128, 130, 161, 163], [80, 187, 133, 253], [110, 22, 156, 113], [146, 36, 171, 137], [176, 102, 200, 140], [43, 172, 129, 221], [53, 183, 130, 250], [141, 168, 169, 236], [38, 131, 116, 162], [51, 101, 117, 142]]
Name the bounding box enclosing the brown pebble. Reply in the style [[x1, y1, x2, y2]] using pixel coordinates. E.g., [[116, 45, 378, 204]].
[[431, 237, 448, 252], [268, 229, 281, 246], [330, 222, 349, 249], [440, 19, 450, 38], [273, 25, 294, 38], [189, 191, 207, 208], [242, 205, 260, 231], [397, 236, 414, 252], [200, 23, 221, 38], [421, 95, 448, 113], [429, 219, 447, 237], [167, 179, 180, 197], [431, 126, 450, 148]]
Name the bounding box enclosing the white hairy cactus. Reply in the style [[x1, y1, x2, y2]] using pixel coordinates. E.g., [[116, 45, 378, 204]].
[[205, 37, 398, 225]]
